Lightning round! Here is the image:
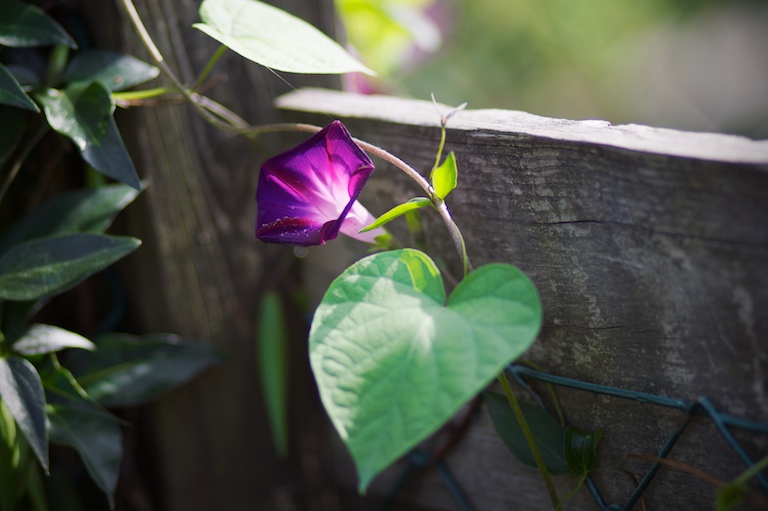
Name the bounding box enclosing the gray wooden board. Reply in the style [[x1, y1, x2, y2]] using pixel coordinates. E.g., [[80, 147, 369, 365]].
[[278, 89, 768, 510]]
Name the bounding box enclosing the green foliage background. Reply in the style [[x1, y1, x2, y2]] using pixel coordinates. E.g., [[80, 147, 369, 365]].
[[338, 0, 768, 138]]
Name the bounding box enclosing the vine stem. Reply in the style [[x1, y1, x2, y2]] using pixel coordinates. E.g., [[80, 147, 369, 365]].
[[497, 370, 561, 510]]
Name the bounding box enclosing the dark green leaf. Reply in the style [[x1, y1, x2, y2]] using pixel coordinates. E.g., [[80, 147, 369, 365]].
[[359, 197, 431, 233], [0, 105, 27, 169], [194, 0, 373, 75], [11, 324, 95, 356], [0, 182, 142, 256], [36, 82, 141, 190], [484, 390, 570, 475], [0, 400, 21, 511], [4, 64, 40, 89], [0, 63, 38, 111], [564, 426, 602, 476], [0, 233, 141, 301], [67, 333, 220, 407], [47, 395, 121, 509], [431, 151, 457, 199], [258, 292, 289, 457], [716, 483, 745, 511], [62, 50, 159, 91], [0, 0, 77, 48], [0, 356, 48, 471]]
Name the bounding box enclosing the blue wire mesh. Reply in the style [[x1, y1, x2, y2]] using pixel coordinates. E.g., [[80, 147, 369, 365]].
[[383, 363, 768, 511]]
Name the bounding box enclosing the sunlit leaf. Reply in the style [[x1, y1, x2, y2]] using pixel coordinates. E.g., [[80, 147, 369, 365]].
[[0, 63, 38, 111], [36, 82, 140, 190], [194, 0, 374, 75], [67, 333, 220, 408], [62, 50, 159, 91], [359, 197, 431, 233], [0, 400, 21, 511], [0, 0, 77, 49], [431, 151, 457, 200], [0, 356, 48, 471], [0, 234, 141, 301], [11, 324, 95, 356], [310, 249, 542, 489]]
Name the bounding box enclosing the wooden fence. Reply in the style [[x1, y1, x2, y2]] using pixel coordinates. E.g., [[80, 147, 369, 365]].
[[276, 88, 768, 510]]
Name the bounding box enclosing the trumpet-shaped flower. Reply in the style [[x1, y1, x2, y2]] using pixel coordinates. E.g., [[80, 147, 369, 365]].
[[255, 121, 385, 246]]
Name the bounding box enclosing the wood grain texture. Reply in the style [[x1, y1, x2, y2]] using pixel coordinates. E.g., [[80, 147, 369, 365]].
[[82, 3, 349, 511], [278, 89, 768, 510]]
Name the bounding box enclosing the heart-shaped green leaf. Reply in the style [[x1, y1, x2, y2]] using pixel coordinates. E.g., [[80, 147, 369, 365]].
[[310, 249, 542, 490], [564, 426, 602, 476], [484, 390, 570, 475], [194, 0, 374, 75]]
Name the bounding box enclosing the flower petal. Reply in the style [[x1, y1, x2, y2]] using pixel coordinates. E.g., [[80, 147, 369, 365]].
[[255, 121, 379, 246]]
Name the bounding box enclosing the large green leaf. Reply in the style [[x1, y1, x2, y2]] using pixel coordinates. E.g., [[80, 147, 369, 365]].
[[0, 182, 142, 256], [484, 390, 570, 475], [67, 333, 220, 408], [194, 0, 374, 75], [0, 0, 77, 49], [0, 356, 48, 472], [36, 82, 140, 190], [0, 63, 38, 111], [47, 395, 121, 509], [62, 50, 159, 91], [310, 249, 542, 490], [0, 233, 141, 301], [258, 292, 289, 457], [0, 105, 26, 169], [11, 324, 95, 356]]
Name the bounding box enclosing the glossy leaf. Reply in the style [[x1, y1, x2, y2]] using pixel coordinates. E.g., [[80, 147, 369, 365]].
[[11, 324, 95, 356], [0, 233, 141, 301], [564, 426, 602, 476], [67, 333, 220, 407], [258, 292, 289, 457], [194, 0, 374, 75], [36, 82, 141, 190], [484, 390, 570, 475], [0, 0, 77, 48], [0, 63, 38, 111], [0, 105, 26, 169], [310, 249, 542, 489], [0, 182, 142, 256], [0, 356, 48, 471], [431, 151, 457, 200], [62, 50, 159, 91], [0, 400, 21, 511], [47, 395, 121, 509], [359, 197, 431, 233]]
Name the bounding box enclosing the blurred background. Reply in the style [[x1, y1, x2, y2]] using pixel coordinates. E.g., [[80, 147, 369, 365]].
[[336, 0, 768, 139]]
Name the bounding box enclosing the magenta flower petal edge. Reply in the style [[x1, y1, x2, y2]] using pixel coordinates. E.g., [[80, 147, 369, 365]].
[[255, 120, 385, 246]]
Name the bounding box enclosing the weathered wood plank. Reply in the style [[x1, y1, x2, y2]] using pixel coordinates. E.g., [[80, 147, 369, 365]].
[[277, 89, 768, 510]]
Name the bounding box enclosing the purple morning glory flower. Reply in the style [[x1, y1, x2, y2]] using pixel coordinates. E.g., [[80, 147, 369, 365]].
[[255, 121, 385, 246]]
